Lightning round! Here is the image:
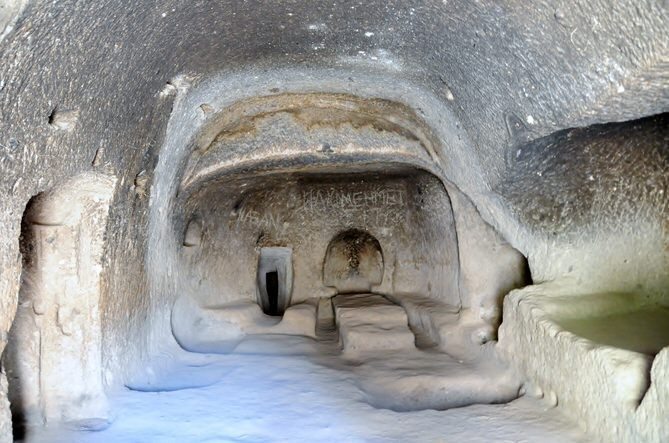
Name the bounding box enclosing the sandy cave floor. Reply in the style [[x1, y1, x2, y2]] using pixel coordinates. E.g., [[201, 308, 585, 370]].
[[21, 335, 588, 443]]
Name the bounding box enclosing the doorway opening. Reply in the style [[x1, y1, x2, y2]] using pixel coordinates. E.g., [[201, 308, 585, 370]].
[[265, 271, 280, 315], [257, 247, 293, 316]]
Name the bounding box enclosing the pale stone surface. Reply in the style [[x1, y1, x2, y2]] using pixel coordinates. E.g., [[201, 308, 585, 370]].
[[3, 173, 116, 430], [352, 345, 521, 411], [447, 186, 529, 346], [0, 0, 26, 43], [170, 292, 523, 413], [333, 293, 416, 355], [171, 296, 318, 353], [21, 337, 585, 443], [498, 285, 669, 443], [179, 165, 461, 311], [323, 230, 384, 293], [0, 2, 666, 440]]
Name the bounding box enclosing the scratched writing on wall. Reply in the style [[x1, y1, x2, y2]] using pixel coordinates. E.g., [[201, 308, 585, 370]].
[[233, 185, 409, 234]]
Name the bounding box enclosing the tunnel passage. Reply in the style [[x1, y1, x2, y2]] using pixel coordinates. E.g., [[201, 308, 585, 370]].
[[168, 163, 530, 413], [168, 91, 531, 359], [323, 229, 384, 294]]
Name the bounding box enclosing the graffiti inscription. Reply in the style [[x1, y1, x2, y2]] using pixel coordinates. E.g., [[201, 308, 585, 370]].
[[233, 185, 408, 234]]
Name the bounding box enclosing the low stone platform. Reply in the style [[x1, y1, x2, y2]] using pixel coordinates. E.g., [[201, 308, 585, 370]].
[[332, 293, 416, 355]]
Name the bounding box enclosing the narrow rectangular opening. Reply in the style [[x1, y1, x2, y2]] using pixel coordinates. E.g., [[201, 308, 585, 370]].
[[266, 271, 280, 316]]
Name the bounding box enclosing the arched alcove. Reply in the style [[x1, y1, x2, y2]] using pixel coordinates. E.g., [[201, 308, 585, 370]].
[[323, 229, 384, 294], [3, 173, 116, 433]]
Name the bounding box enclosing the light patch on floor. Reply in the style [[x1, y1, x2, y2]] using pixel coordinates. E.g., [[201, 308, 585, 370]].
[[21, 335, 587, 443]]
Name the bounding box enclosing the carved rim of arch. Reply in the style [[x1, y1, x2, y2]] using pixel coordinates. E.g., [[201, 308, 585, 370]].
[[177, 93, 446, 201]]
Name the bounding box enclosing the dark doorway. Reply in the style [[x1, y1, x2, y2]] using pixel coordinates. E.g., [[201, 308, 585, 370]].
[[257, 247, 293, 316], [265, 271, 280, 316]]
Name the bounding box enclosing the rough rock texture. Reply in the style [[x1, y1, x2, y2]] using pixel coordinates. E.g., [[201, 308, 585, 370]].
[[180, 171, 460, 309], [0, 0, 667, 441], [324, 230, 385, 294], [496, 114, 669, 296]]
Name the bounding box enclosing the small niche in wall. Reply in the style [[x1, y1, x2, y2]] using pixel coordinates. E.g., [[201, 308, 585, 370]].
[[257, 247, 293, 316], [323, 229, 383, 294], [183, 218, 203, 247]]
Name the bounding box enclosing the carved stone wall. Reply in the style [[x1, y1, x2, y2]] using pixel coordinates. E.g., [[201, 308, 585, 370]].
[[179, 170, 460, 309], [3, 173, 115, 431]]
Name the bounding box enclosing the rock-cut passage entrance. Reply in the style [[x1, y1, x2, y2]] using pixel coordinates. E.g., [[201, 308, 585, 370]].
[[257, 247, 293, 316], [265, 271, 280, 315]]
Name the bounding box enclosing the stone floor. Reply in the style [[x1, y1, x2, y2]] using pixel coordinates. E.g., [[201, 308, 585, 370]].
[[20, 332, 588, 443]]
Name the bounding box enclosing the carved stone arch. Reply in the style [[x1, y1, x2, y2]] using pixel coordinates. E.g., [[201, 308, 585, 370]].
[[323, 229, 384, 294]]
